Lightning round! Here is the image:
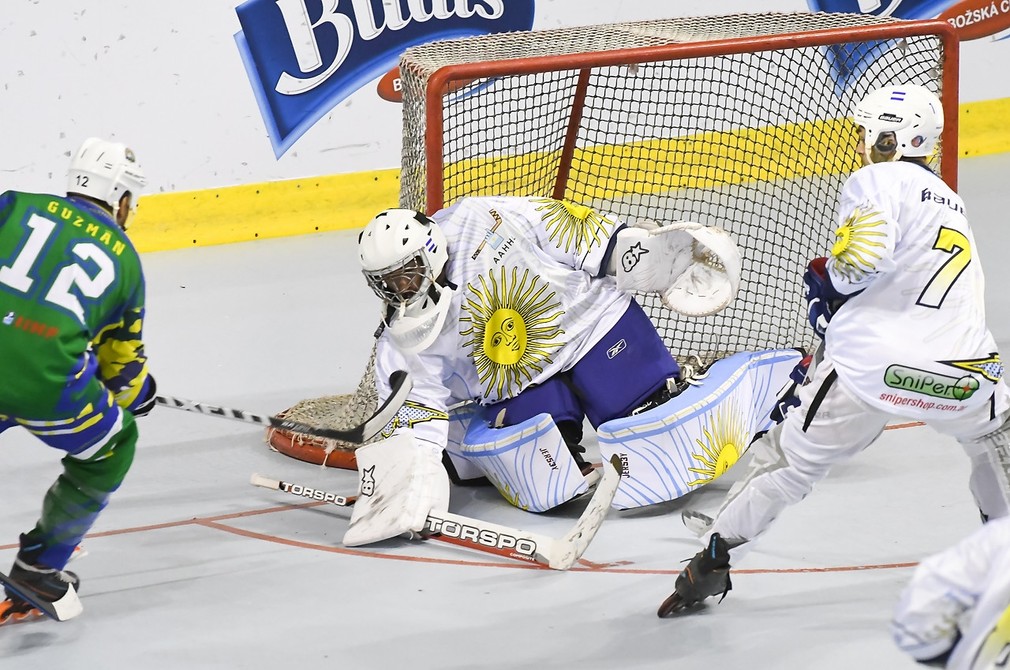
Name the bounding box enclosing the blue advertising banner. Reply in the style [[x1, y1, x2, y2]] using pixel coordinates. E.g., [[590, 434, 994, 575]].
[[808, 0, 1010, 40], [236, 0, 535, 157], [808, 0, 1010, 97], [808, 0, 950, 18]]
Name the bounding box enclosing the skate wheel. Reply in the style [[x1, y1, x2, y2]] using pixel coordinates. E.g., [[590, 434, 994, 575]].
[[657, 591, 686, 618]]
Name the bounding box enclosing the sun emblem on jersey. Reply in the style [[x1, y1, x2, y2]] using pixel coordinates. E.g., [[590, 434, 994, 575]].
[[532, 198, 612, 255], [460, 266, 565, 399], [687, 402, 749, 487], [830, 204, 887, 281]]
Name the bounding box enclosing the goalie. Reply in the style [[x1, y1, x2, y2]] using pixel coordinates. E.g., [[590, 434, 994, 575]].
[[342, 196, 749, 547]]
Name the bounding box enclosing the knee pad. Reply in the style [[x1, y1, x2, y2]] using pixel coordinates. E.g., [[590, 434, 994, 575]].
[[597, 349, 801, 510], [449, 412, 595, 512], [443, 404, 487, 484]]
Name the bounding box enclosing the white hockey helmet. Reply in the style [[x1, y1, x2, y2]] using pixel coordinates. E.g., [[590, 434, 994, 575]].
[[358, 209, 452, 354], [67, 137, 147, 225], [851, 85, 944, 163]]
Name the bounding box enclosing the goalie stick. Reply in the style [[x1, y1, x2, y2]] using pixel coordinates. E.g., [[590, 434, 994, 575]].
[[155, 370, 411, 444], [250, 455, 621, 570], [0, 570, 83, 623]]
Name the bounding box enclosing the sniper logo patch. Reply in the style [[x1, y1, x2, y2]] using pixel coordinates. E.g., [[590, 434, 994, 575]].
[[884, 364, 979, 401]]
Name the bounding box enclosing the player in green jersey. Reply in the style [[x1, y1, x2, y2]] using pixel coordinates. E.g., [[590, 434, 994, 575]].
[[0, 137, 155, 624]]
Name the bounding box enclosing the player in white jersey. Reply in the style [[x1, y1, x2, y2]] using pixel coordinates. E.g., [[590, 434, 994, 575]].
[[341, 197, 742, 546], [893, 516, 1010, 669], [658, 84, 1010, 616]]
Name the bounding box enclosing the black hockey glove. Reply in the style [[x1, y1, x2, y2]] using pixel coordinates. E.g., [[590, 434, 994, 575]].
[[769, 353, 813, 424], [130, 375, 157, 418], [803, 257, 850, 338]]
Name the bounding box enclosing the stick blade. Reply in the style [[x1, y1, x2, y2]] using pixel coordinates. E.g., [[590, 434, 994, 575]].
[[0, 573, 82, 622], [50, 584, 83, 621], [547, 455, 622, 570]]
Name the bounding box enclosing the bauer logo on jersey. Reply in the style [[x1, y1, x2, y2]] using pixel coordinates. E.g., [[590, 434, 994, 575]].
[[460, 267, 565, 400], [920, 188, 966, 214], [234, 0, 535, 157], [884, 364, 980, 401]]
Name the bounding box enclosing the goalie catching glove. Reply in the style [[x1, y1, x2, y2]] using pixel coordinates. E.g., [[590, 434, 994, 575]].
[[343, 431, 450, 547], [611, 221, 741, 316]]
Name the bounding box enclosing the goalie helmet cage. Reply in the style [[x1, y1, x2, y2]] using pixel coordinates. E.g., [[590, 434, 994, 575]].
[[267, 11, 958, 469]]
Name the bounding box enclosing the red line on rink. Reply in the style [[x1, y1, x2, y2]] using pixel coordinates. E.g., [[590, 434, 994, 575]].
[[885, 421, 925, 430], [0, 421, 927, 574], [0, 502, 924, 576]]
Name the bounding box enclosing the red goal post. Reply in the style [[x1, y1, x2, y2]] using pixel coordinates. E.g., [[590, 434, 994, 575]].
[[267, 12, 959, 469]]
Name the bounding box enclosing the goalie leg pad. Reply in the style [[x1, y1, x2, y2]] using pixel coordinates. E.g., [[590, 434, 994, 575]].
[[454, 412, 594, 513], [704, 353, 890, 550], [343, 432, 449, 547], [596, 349, 801, 510]]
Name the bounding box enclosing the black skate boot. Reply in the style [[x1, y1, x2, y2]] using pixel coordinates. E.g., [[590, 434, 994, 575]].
[[558, 420, 595, 477], [0, 534, 80, 625], [657, 533, 733, 617]]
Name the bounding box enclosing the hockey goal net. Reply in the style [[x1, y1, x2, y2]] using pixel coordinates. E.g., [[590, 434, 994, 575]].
[[267, 11, 958, 469]]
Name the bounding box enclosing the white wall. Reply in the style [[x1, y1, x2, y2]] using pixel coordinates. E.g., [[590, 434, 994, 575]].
[[2, 1, 1007, 195]]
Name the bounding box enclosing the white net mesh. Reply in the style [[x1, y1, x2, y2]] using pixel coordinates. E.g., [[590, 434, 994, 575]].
[[269, 12, 952, 464]]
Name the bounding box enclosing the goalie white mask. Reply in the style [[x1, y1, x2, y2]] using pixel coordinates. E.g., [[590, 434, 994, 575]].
[[67, 137, 147, 229], [851, 85, 943, 163], [358, 209, 452, 354]]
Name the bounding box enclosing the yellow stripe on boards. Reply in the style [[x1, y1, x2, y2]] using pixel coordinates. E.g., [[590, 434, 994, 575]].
[[128, 97, 1008, 253], [443, 117, 859, 202], [959, 97, 1010, 157], [129, 169, 400, 253]]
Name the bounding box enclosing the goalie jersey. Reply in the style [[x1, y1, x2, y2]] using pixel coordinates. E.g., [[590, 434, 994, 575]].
[[823, 162, 1003, 419], [373, 196, 633, 449], [892, 516, 1010, 669]]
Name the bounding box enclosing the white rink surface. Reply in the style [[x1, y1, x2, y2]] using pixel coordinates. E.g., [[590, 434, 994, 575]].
[[1, 154, 1009, 669]]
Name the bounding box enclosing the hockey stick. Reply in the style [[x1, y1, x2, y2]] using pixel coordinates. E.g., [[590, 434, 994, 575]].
[[0, 570, 83, 622], [250, 474, 357, 506], [155, 370, 411, 444], [250, 455, 621, 570]]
